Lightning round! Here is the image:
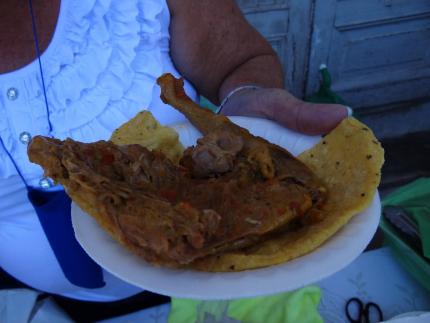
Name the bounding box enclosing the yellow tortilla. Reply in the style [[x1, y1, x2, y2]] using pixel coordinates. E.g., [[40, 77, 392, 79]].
[[109, 112, 384, 272], [189, 117, 384, 271], [110, 111, 184, 164]]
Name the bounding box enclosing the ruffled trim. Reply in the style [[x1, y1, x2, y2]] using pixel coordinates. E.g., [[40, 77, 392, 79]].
[[0, 0, 168, 181], [41, 0, 164, 134]]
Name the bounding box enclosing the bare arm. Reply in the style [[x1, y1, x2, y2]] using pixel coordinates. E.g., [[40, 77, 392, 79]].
[[167, 0, 348, 135], [167, 0, 283, 104]]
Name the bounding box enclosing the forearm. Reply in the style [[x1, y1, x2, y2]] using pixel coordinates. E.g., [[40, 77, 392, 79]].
[[167, 0, 283, 104]]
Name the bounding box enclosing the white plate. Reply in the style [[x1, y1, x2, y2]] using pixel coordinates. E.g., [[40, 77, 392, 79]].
[[382, 312, 430, 322], [72, 116, 381, 300]]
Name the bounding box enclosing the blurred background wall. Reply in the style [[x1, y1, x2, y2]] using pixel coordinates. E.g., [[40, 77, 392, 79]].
[[237, 0, 430, 140]]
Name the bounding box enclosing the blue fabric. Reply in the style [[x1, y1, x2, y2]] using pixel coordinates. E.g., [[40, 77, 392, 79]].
[[27, 188, 105, 289]]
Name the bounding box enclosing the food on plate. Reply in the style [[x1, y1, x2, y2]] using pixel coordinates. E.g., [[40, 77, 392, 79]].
[[110, 111, 184, 164], [191, 117, 384, 271], [28, 73, 384, 271]]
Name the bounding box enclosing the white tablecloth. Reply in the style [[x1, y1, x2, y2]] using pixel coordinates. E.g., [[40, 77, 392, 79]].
[[2, 247, 429, 323], [98, 247, 430, 323]]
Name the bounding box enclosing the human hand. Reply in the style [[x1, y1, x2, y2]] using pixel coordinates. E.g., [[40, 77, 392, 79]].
[[219, 87, 350, 136]]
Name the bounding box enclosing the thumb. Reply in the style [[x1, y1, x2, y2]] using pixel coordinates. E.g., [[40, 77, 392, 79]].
[[273, 100, 351, 136], [220, 87, 350, 136]]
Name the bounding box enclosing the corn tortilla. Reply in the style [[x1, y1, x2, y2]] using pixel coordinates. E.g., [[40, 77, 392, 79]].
[[109, 112, 384, 271], [189, 117, 384, 271], [110, 111, 184, 164]]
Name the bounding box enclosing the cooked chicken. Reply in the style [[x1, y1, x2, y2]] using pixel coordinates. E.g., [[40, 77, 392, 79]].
[[28, 74, 326, 267]]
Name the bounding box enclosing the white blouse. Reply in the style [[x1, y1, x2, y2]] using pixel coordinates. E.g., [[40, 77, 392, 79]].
[[0, 0, 196, 301]]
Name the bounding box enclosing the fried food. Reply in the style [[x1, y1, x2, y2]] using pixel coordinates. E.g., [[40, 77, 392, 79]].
[[155, 74, 383, 271], [157, 74, 325, 192], [191, 117, 384, 271], [110, 111, 184, 164], [28, 73, 383, 271], [28, 75, 326, 267]]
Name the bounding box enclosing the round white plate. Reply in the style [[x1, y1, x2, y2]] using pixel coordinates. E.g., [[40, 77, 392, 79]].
[[72, 116, 381, 300]]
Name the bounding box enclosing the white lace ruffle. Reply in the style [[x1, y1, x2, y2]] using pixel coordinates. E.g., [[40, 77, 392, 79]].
[[0, 0, 170, 180]]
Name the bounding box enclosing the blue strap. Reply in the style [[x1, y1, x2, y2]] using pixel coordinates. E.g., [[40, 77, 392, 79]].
[[27, 0, 53, 133], [0, 0, 106, 289], [1, 134, 106, 288], [28, 188, 105, 288]]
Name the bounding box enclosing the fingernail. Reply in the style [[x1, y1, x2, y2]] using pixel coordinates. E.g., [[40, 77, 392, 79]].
[[345, 106, 353, 117]]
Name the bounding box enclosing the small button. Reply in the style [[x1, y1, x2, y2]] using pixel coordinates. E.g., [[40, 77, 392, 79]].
[[7, 88, 18, 101], [39, 177, 53, 189], [19, 132, 32, 144]]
